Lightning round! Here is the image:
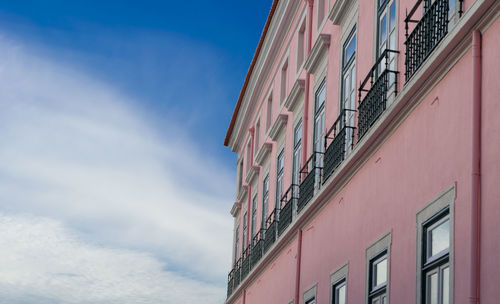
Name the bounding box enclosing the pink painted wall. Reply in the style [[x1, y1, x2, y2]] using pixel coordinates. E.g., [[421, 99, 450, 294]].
[[228, 0, 499, 302]]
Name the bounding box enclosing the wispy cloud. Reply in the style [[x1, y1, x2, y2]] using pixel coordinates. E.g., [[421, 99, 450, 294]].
[[0, 35, 233, 303]]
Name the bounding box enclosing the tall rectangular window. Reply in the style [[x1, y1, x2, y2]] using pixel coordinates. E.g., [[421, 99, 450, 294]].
[[317, 0, 326, 28], [266, 95, 273, 132], [292, 121, 303, 186], [242, 211, 247, 250], [251, 195, 257, 240], [276, 150, 285, 208], [281, 60, 288, 104], [246, 141, 252, 173], [313, 80, 326, 186], [341, 27, 356, 154], [262, 174, 269, 228], [234, 226, 239, 264], [238, 161, 243, 194], [297, 21, 306, 70], [422, 209, 450, 304], [333, 280, 347, 304], [368, 252, 388, 303], [255, 121, 260, 153], [377, 0, 397, 90]]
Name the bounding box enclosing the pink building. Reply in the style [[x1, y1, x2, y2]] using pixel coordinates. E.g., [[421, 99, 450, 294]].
[[223, 0, 499, 303]]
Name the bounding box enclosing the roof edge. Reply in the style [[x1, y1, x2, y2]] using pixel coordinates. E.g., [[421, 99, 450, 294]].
[[224, 0, 280, 147]]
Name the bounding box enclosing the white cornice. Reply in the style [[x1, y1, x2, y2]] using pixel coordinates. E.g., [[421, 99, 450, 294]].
[[245, 165, 260, 184], [229, 0, 303, 151], [304, 34, 331, 74], [284, 78, 305, 111], [236, 184, 248, 203], [255, 142, 273, 166], [230, 201, 242, 217], [328, 0, 357, 25], [269, 113, 289, 141]]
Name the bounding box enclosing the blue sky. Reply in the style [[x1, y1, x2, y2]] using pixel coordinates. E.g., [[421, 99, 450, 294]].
[[0, 1, 272, 303]]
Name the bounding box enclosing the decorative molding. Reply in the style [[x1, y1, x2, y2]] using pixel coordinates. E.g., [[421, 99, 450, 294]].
[[284, 78, 305, 111], [304, 34, 331, 73], [245, 165, 260, 184], [236, 184, 248, 203], [230, 201, 242, 217], [269, 113, 289, 141], [328, 0, 357, 25], [255, 142, 273, 166]]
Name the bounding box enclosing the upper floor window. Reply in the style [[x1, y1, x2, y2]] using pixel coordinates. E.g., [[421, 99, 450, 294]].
[[266, 94, 273, 132], [262, 174, 269, 228], [276, 149, 285, 207], [242, 211, 247, 250], [317, 0, 326, 28], [246, 140, 252, 173], [342, 27, 357, 153], [313, 80, 326, 186], [234, 226, 239, 265], [377, 0, 397, 89], [281, 60, 288, 104], [251, 195, 257, 239], [255, 120, 260, 153], [297, 20, 306, 70], [422, 209, 450, 304], [292, 120, 303, 187], [369, 252, 388, 304], [238, 160, 243, 193]]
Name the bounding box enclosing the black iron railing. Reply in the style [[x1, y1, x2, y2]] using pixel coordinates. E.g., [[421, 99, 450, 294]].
[[250, 230, 264, 268], [233, 258, 241, 288], [227, 269, 235, 297], [278, 184, 299, 235], [297, 152, 324, 213], [404, 0, 461, 81], [240, 247, 250, 280], [358, 49, 400, 140], [263, 208, 279, 253], [323, 109, 356, 182]]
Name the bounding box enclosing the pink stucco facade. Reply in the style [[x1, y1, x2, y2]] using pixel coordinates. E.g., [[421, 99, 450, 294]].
[[224, 0, 500, 304]]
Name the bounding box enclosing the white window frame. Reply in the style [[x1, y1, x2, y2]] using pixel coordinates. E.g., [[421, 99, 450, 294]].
[[365, 231, 391, 304]]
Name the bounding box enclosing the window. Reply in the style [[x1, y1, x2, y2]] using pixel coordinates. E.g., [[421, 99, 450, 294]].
[[234, 226, 239, 264], [251, 195, 257, 240], [255, 121, 260, 153], [297, 20, 306, 70], [281, 60, 288, 104], [313, 79, 326, 186], [242, 211, 247, 250], [366, 232, 391, 304], [262, 174, 269, 228], [238, 161, 243, 194], [377, 0, 397, 91], [333, 280, 347, 304], [422, 209, 450, 304], [246, 140, 252, 173], [341, 27, 356, 154], [416, 185, 454, 304], [292, 121, 303, 187], [266, 94, 273, 132], [304, 284, 317, 304], [317, 0, 326, 28], [369, 252, 388, 304], [276, 150, 285, 208], [306, 298, 316, 304]]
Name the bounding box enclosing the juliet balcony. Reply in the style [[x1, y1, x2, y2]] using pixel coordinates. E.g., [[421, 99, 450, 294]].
[[264, 208, 279, 253], [297, 151, 324, 213], [358, 49, 400, 140], [404, 0, 463, 81], [323, 109, 356, 182], [278, 184, 299, 235]]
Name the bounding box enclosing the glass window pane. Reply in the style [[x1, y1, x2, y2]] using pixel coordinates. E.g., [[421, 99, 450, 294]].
[[380, 15, 387, 46], [427, 272, 439, 304], [442, 266, 450, 304], [337, 285, 346, 304], [344, 34, 356, 67], [375, 258, 388, 286], [430, 219, 450, 257], [390, 3, 396, 29]]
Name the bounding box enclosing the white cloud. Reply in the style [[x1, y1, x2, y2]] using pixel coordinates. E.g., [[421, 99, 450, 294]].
[[0, 214, 225, 304], [0, 36, 233, 302]]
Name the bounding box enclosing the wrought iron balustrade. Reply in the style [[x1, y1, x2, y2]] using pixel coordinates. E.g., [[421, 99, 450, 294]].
[[250, 230, 264, 268], [404, 0, 462, 81], [358, 49, 400, 141], [227, 269, 235, 297], [278, 184, 299, 235], [263, 208, 279, 253], [240, 247, 250, 280], [233, 258, 241, 288], [323, 109, 356, 182], [297, 152, 324, 213]]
